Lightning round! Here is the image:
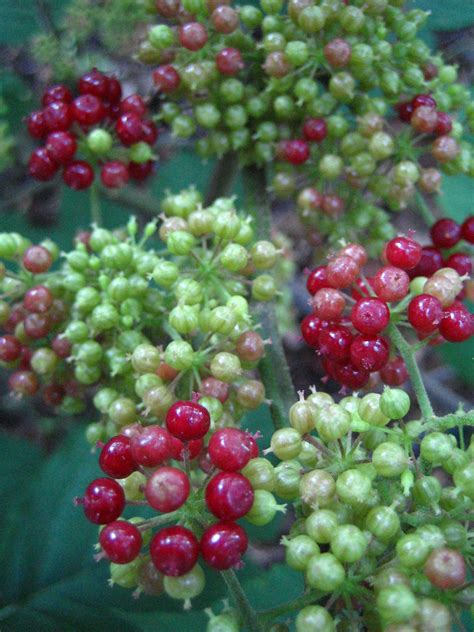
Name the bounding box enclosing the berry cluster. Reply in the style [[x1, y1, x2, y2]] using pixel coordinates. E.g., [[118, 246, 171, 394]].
[[302, 229, 473, 389], [26, 69, 157, 189], [138, 0, 474, 251], [269, 387, 473, 631], [80, 399, 283, 607], [0, 190, 279, 434]]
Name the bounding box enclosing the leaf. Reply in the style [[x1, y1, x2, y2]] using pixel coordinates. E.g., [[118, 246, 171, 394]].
[[416, 1, 474, 31], [0, 1, 69, 45]]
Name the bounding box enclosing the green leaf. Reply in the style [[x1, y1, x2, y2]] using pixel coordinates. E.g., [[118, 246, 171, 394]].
[[0, 1, 68, 45], [416, 1, 474, 31]]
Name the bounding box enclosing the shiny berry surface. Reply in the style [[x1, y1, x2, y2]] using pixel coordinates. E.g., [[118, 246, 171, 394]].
[[63, 161, 94, 190], [82, 477, 125, 524], [201, 522, 248, 570], [99, 435, 136, 478], [99, 520, 142, 564], [408, 295, 444, 334], [150, 526, 199, 577], [208, 428, 255, 472], [351, 298, 390, 335], [205, 471, 254, 520], [165, 400, 210, 441], [130, 426, 171, 467], [145, 466, 190, 512], [385, 236, 422, 270], [430, 218, 461, 249]]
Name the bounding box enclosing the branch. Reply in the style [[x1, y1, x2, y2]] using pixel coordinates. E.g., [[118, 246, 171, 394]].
[[220, 570, 265, 632], [415, 189, 436, 227], [204, 152, 239, 205]]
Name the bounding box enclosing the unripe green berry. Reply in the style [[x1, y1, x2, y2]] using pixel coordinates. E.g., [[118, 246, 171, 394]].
[[242, 457, 275, 492], [108, 397, 137, 426], [175, 278, 203, 305], [306, 553, 345, 592], [169, 304, 198, 334], [250, 241, 277, 269], [300, 469, 335, 507], [131, 344, 161, 374], [330, 525, 367, 563], [220, 243, 248, 271], [376, 585, 417, 624], [164, 340, 194, 371], [336, 469, 371, 506], [315, 404, 351, 442], [289, 398, 316, 434], [365, 506, 400, 542], [380, 388, 411, 419], [252, 275, 277, 301], [149, 24, 176, 49], [152, 260, 179, 288], [358, 393, 390, 427], [284, 535, 319, 571], [209, 306, 237, 335], [129, 142, 153, 164], [135, 373, 163, 399], [372, 442, 408, 477], [420, 432, 454, 464], [246, 490, 284, 526], [270, 427, 302, 460], [213, 211, 241, 241], [167, 231, 196, 256], [305, 509, 339, 544], [163, 564, 205, 604], [210, 352, 241, 382]]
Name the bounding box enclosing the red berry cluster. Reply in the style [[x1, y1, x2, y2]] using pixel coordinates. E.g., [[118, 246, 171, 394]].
[[26, 69, 157, 189], [396, 93, 459, 164], [302, 232, 473, 389], [81, 398, 259, 576]]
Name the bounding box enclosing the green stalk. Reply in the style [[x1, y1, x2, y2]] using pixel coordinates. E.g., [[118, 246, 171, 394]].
[[259, 590, 325, 623], [421, 411, 474, 433], [242, 166, 295, 430], [204, 152, 239, 205], [220, 570, 265, 632], [415, 189, 436, 227], [387, 322, 434, 420], [90, 182, 103, 226]]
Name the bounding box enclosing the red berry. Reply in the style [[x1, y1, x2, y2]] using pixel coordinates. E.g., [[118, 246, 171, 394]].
[[333, 361, 369, 389], [372, 266, 410, 302], [99, 435, 137, 479], [380, 357, 408, 386], [301, 314, 329, 348], [23, 285, 53, 313], [152, 65, 181, 93], [201, 522, 248, 570], [412, 94, 437, 109], [130, 425, 171, 467], [430, 218, 461, 249], [445, 253, 472, 276], [337, 243, 368, 268], [26, 110, 47, 139], [42, 383, 65, 407], [385, 236, 422, 270], [42, 84, 74, 106], [99, 520, 142, 564], [350, 335, 389, 372], [311, 288, 346, 320], [63, 160, 94, 190], [8, 370, 39, 396], [165, 400, 210, 441], [51, 335, 72, 358], [351, 298, 390, 335], [150, 526, 199, 577], [0, 335, 22, 362], [115, 113, 144, 146], [43, 101, 73, 131], [282, 139, 310, 165], [216, 48, 244, 76], [107, 76, 122, 103], [306, 266, 330, 295], [169, 436, 203, 461], [22, 245, 52, 274], [71, 95, 105, 126], [435, 112, 452, 136], [45, 131, 77, 164], [200, 377, 229, 403], [211, 5, 239, 34], [28, 148, 58, 181], [205, 472, 254, 520], [318, 326, 353, 362], [322, 194, 344, 216], [396, 101, 414, 122], [101, 161, 129, 188], [82, 477, 125, 524], [439, 305, 473, 342], [179, 22, 208, 51], [411, 106, 438, 134], [145, 466, 190, 512], [128, 160, 154, 181], [303, 118, 328, 142], [461, 216, 474, 244], [424, 548, 466, 590], [24, 312, 51, 338], [208, 428, 255, 472], [78, 68, 109, 99], [141, 120, 158, 145], [120, 94, 147, 117], [408, 294, 444, 334], [324, 38, 351, 68], [327, 255, 360, 289], [410, 247, 443, 278]]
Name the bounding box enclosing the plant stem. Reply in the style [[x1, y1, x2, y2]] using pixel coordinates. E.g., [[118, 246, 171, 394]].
[[421, 411, 474, 433], [220, 570, 265, 632], [259, 590, 325, 622], [205, 152, 239, 205], [99, 184, 158, 218], [242, 166, 295, 430], [90, 183, 102, 226], [415, 189, 436, 227], [387, 322, 434, 419]]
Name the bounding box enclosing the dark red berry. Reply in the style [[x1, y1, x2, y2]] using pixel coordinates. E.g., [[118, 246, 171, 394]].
[[78, 68, 109, 99], [380, 357, 408, 386], [311, 288, 345, 320], [99, 435, 137, 479], [282, 139, 310, 165], [22, 245, 52, 274], [150, 526, 199, 577], [169, 436, 203, 461], [216, 48, 244, 76], [333, 361, 369, 389], [301, 314, 330, 348], [412, 94, 437, 109], [42, 84, 73, 106], [101, 161, 129, 188], [445, 253, 472, 276], [385, 236, 422, 270], [326, 255, 359, 288], [165, 400, 210, 441], [318, 326, 353, 362], [28, 148, 58, 181], [439, 305, 473, 342], [424, 548, 466, 590], [302, 118, 327, 142], [63, 160, 94, 190], [51, 335, 72, 358], [45, 131, 77, 164], [26, 110, 47, 139], [82, 477, 125, 524], [324, 38, 351, 68], [71, 95, 105, 126], [130, 425, 171, 467], [99, 520, 142, 564], [351, 298, 390, 335], [408, 294, 444, 334], [145, 466, 190, 512], [23, 285, 53, 313], [8, 370, 39, 396], [0, 335, 22, 362], [24, 312, 51, 338], [152, 65, 181, 93], [42, 384, 65, 407], [141, 120, 158, 145], [43, 101, 73, 131], [179, 22, 208, 51], [430, 218, 461, 249], [211, 5, 239, 34], [435, 112, 452, 136], [115, 113, 144, 146], [350, 335, 389, 372], [120, 94, 147, 117], [372, 266, 410, 302], [128, 160, 154, 181], [306, 266, 330, 295], [201, 522, 248, 570], [410, 247, 443, 278], [396, 101, 414, 122], [107, 77, 122, 103], [461, 216, 474, 244], [208, 428, 255, 472], [205, 471, 254, 520]]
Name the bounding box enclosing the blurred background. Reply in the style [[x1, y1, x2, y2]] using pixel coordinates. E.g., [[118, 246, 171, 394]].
[[0, 1, 473, 630]]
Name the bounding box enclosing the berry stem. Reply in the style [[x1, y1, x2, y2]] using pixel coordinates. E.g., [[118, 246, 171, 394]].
[[419, 410, 474, 433], [259, 590, 326, 623], [387, 322, 434, 419], [414, 189, 436, 227], [90, 182, 102, 226], [243, 165, 295, 430], [204, 152, 239, 205], [220, 569, 265, 632], [99, 184, 157, 218]]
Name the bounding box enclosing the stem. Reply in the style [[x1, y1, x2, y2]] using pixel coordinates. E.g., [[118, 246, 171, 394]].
[[387, 322, 434, 419], [204, 152, 239, 205], [242, 166, 295, 430], [260, 590, 325, 622], [415, 189, 436, 227], [421, 411, 474, 433], [220, 569, 265, 632], [99, 185, 158, 218], [90, 183, 102, 226]]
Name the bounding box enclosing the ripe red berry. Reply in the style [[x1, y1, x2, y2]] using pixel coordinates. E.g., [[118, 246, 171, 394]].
[[411, 106, 438, 134], [424, 548, 466, 590], [24, 312, 50, 338], [435, 112, 452, 136], [326, 255, 360, 289], [23, 285, 53, 313], [439, 305, 473, 342], [26, 110, 47, 139], [208, 428, 255, 472], [101, 161, 130, 188], [322, 194, 344, 216], [216, 48, 244, 76], [282, 140, 310, 165], [461, 216, 474, 244], [22, 245, 52, 276], [351, 298, 390, 335], [45, 131, 77, 164], [372, 266, 410, 302], [318, 326, 353, 362], [78, 68, 109, 99], [324, 38, 351, 68], [380, 357, 408, 386], [385, 236, 422, 270], [211, 5, 238, 33], [396, 101, 414, 122], [169, 436, 203, 461], [205, 472, 254, 521], [51, 335, 72, 358], [350, 335, 389, 372], [410, 247, 443, 278], [430, 218, 461, 249], [301, 314, 330, 348], [165, 400, 210, 441], [99, 435, 137, 479], [28, 148, 58, 181], [42, 84, 74, 106], [150, 526, 199, 577], [337, 243, 368, 268], [303, 118, 328, 142], [42, 384, 65, 407], [141, 120, 158, 145], [152, 65, 181, 93], [408, 294, 444, 334], [99, 520, 142, 564], [128, 160, 154, 181], [82, 477, 125, 524], [120, 94, 147, 117], [130, 425, 171, 467], [201, 522, 248, 570], [333, 361, 369, 389], [107, 76, 122, 103], [8, 370, 39, 396], [115, 113, 144, 146], [145, 466, 190, 512], [0, 335, 22, 362], [43, 101, 73, 131], [179, 22, 208, 51], [71, 95, 105, 126], [306, 266, 330, 295], [311, 288, 346, 320], [412, 94, 437, 109], [445, 253, 472, 276], [63, 160, 94, 190]]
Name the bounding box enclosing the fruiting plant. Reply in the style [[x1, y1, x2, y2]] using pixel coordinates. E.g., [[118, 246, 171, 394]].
[[0, 1, 473, 631]]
